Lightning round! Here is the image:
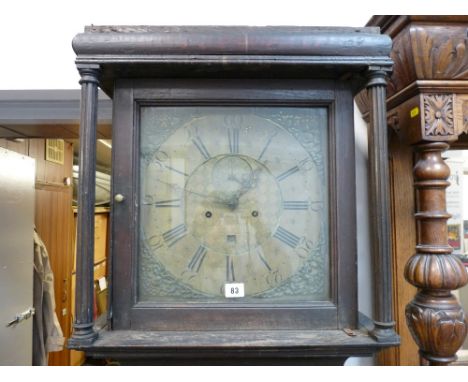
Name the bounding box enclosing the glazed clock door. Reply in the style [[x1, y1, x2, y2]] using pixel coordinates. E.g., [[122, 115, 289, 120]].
[[139, 106, 329, 301], [111, 79, 357, 331]]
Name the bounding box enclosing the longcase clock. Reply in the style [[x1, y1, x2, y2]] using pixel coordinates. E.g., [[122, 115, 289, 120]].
[[68, 26, 399, 365]]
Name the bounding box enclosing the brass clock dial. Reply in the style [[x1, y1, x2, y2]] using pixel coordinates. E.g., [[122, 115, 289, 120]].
[[139, 107, 328, 300]]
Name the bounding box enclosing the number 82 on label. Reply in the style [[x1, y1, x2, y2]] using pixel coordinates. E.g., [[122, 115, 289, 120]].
[[224, 283, 245, 298]]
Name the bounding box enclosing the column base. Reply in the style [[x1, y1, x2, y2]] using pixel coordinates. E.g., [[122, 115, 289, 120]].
[[369, 320, 398, 343], [68, 322, 99, 349]]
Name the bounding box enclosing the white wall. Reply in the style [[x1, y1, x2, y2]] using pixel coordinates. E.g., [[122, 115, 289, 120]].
[[344, 104, 374, 366], [0, 0, 369, 90], [0, 0, 451, 90]]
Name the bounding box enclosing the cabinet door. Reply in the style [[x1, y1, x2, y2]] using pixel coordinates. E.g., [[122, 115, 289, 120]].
[[0, 148, 35, 365]]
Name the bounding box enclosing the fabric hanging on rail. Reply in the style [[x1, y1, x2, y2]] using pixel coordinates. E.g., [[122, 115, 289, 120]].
[[32, 229, 64, 366]]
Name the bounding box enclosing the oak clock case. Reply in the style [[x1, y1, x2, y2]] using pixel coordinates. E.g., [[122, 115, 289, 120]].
[[111, 80, 356, 331]]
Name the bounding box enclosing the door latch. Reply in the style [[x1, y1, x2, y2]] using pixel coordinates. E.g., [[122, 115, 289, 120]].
[[6, 307, 35, 327]]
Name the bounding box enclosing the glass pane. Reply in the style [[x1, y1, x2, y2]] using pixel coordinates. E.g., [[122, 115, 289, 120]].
[[138, 106, 329, 303], [445, 150, 468, 361]]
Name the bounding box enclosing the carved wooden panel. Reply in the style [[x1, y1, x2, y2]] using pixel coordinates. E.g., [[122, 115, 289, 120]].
[[386, 25, 416, 97], [386, 22, 468, 99], [357, 17, 468, 117], [411, 26, 468, 80], [406, 297, 467, 364], [423, 94, 454, 137]]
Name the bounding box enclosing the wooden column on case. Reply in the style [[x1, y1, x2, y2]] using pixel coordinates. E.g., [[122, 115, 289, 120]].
[[366, 68, 397, 341], [405, 141, 468, 365], [68, 65, 100, 346]]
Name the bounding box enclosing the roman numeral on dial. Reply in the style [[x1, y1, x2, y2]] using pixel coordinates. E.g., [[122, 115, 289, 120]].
[[164, 165, 188, 177], [257, 132, 277, 161], [150, 198, 181, 207], [226, 256, 236, 282], [187, 245, 207, 273], [256, 247, 272, 272], [162, 224, 187, 247], [147, 234, 163, 251], [282, 200, 309, 210], [273, 226, 300, 249], [276, 165, 300, 182], [191, 136, 211, 160], [228, 127, 240, 154]]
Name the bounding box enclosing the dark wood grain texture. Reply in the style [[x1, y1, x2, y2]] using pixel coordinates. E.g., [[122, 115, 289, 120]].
[[68, 65, 101, 347], [72, 321, 398, 365], [72, 26, 392, 97]]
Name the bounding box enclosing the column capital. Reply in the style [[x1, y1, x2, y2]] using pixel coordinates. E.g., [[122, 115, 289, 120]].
[[365, 68, 390, 88], [77, 64, 101, 85]]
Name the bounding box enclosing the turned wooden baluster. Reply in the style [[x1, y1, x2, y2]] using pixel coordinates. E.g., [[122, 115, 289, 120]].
[[405, 142, 468, 365]]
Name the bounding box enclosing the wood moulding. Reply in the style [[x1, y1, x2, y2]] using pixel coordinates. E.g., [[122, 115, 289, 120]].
[[357, 16, 468, 117], [366, 16, 468, 100]]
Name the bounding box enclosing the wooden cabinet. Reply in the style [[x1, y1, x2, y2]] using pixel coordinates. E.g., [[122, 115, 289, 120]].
[[356, 16, 468, 365]]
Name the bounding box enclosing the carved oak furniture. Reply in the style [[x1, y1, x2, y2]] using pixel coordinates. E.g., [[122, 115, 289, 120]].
[[356, 16, 468, 366], [68, 26, 399, 365]]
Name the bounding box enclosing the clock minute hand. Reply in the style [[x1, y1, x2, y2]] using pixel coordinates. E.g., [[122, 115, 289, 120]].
[[154, 179, 216, 202], [184, 187, 235, 208], [154, 178, 240, 208], [154, 178, 210, 199]]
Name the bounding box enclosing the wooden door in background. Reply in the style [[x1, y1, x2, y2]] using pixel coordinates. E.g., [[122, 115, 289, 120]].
[[30, 139, 74, 366], [376, 130, 419, 365]]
